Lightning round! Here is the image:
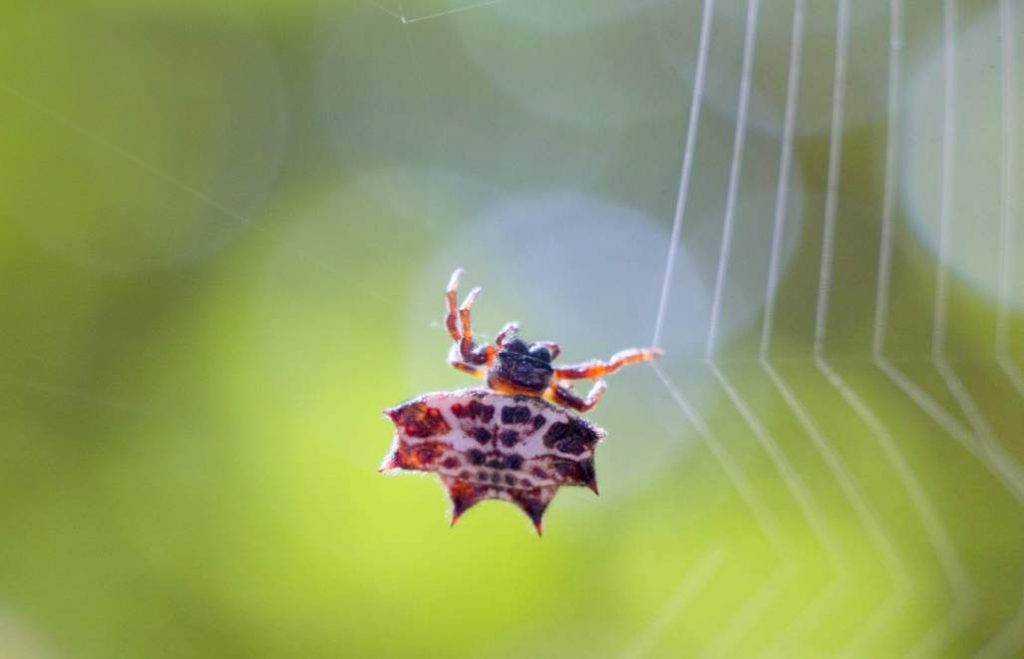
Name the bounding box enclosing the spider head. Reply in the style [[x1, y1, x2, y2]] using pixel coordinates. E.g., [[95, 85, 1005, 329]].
[[488, 337, 554, 394]]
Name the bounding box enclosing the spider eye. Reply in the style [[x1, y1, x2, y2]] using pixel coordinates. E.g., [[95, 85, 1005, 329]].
[[529, 345, 552, 363], [504, 338, 529, 354]]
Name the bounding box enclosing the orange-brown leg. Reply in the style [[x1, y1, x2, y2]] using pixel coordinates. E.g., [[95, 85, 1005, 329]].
[[553, 347, 663, 380], [450, 360, 485, 378], [495, 322, 519, 346], [445, 268, 494, 366], [445, 269, 464, 343], [457, 286, 481, 358], [447, 344, 486, 378], [549, 380, 607, 413]]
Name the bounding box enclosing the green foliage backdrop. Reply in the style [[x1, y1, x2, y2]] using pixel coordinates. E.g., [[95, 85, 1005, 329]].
[[0, 1, 1022, 657]]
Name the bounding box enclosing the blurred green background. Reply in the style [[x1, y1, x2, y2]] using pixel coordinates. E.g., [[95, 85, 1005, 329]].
[[1, 0, 1023, 657]]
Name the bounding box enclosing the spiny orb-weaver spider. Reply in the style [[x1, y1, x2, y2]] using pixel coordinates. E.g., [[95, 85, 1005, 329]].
[[380, 268, 662, 534]]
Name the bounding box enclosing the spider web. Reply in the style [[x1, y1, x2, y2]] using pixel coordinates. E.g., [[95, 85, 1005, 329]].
[[358, 0, 1024, 653], [365, 0, 506, 25], [1, 0, 1022, 657], [640, 0, 1024, 657]]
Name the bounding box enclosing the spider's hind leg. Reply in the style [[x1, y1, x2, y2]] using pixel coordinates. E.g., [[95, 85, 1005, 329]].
[[549, 380, 607, 413]]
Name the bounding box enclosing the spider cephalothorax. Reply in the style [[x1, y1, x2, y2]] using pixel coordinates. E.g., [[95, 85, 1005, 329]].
[[381, 268, 662, 533], [486, 336, 554, 395], [442, 268, 661, 412]]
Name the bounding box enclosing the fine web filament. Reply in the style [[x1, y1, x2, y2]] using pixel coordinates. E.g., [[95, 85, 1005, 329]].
[[636, 0, 790, 655], [699, 1, 845, 656]]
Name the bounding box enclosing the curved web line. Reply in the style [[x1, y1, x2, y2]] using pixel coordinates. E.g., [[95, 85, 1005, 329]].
[[652, 0, 714, 350], [872, 1, 1024, 655], [620, 547, 728, 659], [868, 3, 977, 656], [765, 2, 912, 654], [994, 0, 1022, 390], [979, 1, 1024, 655], [752, 4, 856, 656], [697, 1, 844, 655], [645, 365, 786, 651], [364, 0, 505, 25], [928, 0, 1016, 488], [637, 0, 787, 654], [872, 2, 1024, 504], [810, 1, 976, 655]]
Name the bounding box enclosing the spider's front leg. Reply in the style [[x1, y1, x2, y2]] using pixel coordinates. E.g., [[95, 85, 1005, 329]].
[[445, 268, 495, 368], [553, 347, 662, 380], [495, 322, 519, 347], [549, 380, 607, 413]]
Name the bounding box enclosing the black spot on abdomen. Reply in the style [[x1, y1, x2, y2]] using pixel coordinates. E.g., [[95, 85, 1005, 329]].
[[543, 417, 600, 455], [501, 405, 533, 425]]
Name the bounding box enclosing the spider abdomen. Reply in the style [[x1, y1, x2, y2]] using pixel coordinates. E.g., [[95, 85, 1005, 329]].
[[381, 388, 604, 533]]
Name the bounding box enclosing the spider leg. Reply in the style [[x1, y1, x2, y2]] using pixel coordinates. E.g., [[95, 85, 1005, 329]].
[[548, 379, 607, 413], [450, 362, 484, 377], [495, 322, 519, 347], [448, 345, 486, 378], [457, 286, 484, 359], [553, 347, 663, 380], [445, 268, 464, 343], [444, 268, 494, 366]]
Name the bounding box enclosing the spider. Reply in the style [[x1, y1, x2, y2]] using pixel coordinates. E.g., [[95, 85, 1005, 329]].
[[380, 268, 662, 534], [443, 268, 663, 412]]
